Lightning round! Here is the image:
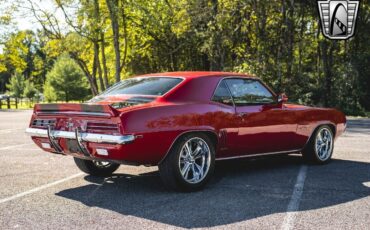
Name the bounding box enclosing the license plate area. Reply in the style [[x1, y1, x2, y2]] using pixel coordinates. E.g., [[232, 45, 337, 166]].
[[66, 139, 81, 153]]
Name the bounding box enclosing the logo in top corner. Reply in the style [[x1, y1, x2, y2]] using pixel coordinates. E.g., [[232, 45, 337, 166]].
[[317, 0, 359, 40]]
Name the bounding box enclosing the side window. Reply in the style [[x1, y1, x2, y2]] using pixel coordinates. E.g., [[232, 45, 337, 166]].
[[212, 80, 234, 106], [225, 78, 275, 106]]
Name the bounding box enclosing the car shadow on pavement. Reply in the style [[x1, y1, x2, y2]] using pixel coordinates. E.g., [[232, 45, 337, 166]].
[[56, 155, 370, 228]]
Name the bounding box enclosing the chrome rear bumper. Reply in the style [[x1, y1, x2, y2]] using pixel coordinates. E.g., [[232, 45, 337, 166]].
[[26, 128, 135, 144]]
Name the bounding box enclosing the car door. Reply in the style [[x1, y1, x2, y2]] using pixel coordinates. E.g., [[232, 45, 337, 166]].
[[224, 78, 300, 156], [210, 80, 240, 158]]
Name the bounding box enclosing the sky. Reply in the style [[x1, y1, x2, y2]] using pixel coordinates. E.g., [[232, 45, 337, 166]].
[[0, 0, 68, 52], [1, 0, 66, 32]]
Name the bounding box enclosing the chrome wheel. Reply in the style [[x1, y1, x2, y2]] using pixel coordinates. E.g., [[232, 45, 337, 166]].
[[178, 137, 211, 184], [93, 161, 112, 168], [315, 128, 333, 161]]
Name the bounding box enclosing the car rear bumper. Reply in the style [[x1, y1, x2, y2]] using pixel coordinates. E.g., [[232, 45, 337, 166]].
[[26, 128, 135, 144], [26, 127, 176, 166]]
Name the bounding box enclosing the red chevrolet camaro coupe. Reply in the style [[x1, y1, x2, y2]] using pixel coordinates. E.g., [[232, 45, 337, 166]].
[[26, 72, 346, 191]]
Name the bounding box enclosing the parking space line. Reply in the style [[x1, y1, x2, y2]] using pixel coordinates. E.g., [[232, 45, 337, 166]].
[[0, 128, 25, 131], [0, 143, 33, 151], [281, 165, 308, 230], [0, 173, 84, 204], [0, 128, 25, 133]]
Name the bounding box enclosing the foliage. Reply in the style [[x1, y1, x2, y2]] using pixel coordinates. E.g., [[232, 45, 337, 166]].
[[6, 72, 25, 98], [0, 0, 369, 115], [0, 30, 49, 92], [45, 54, 90, 102], [23, 80, 37, 100], [43, 81, 57, 102]]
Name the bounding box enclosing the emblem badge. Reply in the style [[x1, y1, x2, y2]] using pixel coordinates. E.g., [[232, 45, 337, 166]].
[[317, 0, 359, 40]]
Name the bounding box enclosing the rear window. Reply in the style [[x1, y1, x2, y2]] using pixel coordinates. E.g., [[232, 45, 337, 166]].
[[102, 77, 183, 96]]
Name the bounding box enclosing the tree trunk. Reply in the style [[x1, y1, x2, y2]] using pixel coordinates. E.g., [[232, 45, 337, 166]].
[[93, 0, 105, 91], [210, 0, 223, 71], [286, 0, 295, 83], [70, 53, 99, 96], [106, 0, 121, 83], [321, 41, 335, 107], [93, 41, 105, 91], [100, 33, 109, 88], [120, 2, 128, 74]]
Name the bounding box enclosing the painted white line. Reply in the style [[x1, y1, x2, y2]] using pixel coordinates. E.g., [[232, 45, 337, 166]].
[[12, 148, 40, 151], [0, 173, 84, 204], [281, 165, 308, 230], [0, 128, 25, 134], [0, 143, 33, 151]]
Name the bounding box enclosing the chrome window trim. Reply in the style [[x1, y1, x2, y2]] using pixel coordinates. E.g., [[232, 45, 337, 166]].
[[211, 78, 236, 108], [99, 76, 185, 98]]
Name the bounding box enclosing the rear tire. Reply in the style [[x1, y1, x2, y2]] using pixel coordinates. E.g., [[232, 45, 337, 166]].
[[74, 158, 120, 176], [302, 125, 334, 164], [158, 133, 215, 192]]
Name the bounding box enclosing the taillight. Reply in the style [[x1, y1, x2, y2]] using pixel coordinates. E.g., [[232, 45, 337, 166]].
[[86, 122, 119, 134], [31, 119, 56, 129]]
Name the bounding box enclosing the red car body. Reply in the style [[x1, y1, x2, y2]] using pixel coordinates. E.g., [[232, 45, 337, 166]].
[[27, 72, 346, 165]]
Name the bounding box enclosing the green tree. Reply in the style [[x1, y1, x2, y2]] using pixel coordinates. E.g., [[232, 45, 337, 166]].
[[43, 81, 57, 102], [6, 72, 25, 98], [23, 80, 37, 104], [45, 54, 90, 102]]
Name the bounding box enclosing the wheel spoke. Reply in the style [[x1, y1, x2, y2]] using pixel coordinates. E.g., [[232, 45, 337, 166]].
[[191, 164, 198, 181], [184, 142, 191, 156], [318, 133, 323, 142], [192, 146, 203, 158], [318, 146, 324, 157], [324, 140, 329, 153], [194, 163, 204, 178], [184, 165, 191, 179], [181, 162, 191, 177]]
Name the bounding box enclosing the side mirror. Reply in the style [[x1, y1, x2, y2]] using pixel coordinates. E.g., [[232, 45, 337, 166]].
[[277, 93, 288, 104]]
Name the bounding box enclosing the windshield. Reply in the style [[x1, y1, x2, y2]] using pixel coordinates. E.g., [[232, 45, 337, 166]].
[[102, 77, 183, 96]]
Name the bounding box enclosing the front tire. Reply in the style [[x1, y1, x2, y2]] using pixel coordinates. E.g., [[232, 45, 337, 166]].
[[159, 133, 215, 192], [302, 125, 334, 164], [74, 158, 120, 176]]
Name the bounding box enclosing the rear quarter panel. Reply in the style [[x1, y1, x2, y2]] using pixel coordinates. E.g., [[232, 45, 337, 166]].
[[119, 102, 236, 164]]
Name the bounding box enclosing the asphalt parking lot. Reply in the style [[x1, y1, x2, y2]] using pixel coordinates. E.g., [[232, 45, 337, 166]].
[[0, 110, 369, 229]]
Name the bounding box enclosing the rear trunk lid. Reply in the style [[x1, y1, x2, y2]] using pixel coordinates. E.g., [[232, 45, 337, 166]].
[[34, 103, 119, 117], [31, 103, 122, 135]]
